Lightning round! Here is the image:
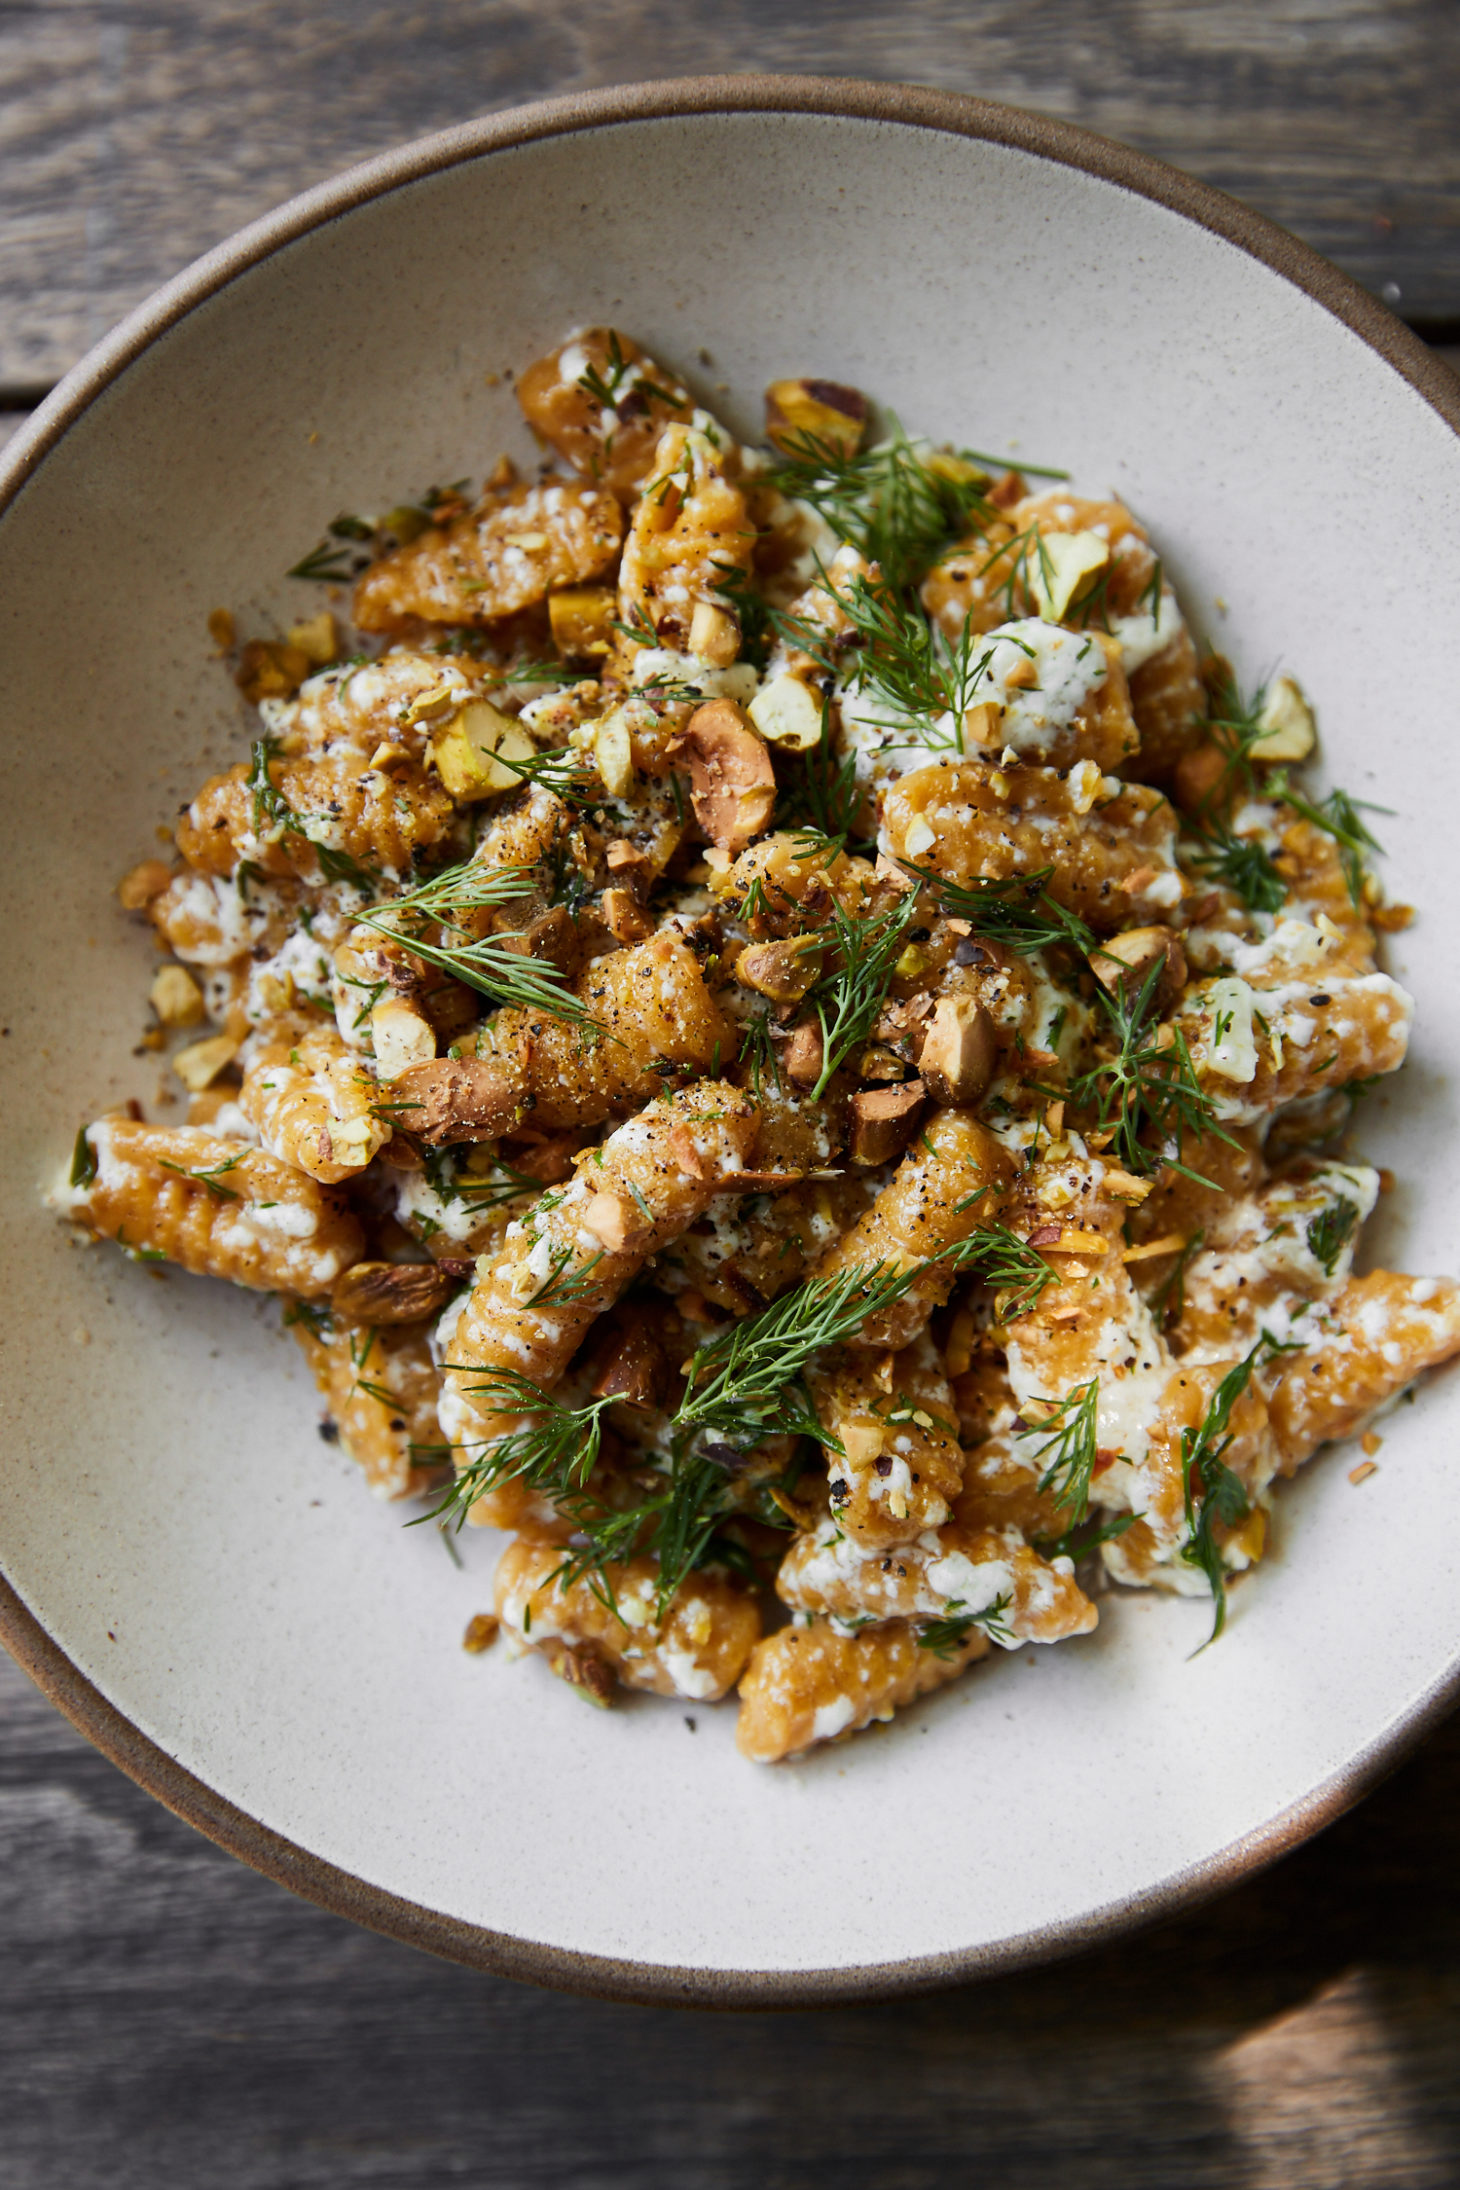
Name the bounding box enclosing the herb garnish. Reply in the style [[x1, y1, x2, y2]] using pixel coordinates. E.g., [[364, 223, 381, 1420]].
[[1307, 1196, 1360, 1277], [1187, 824, 1287, 914], [1069, 958, 1234, 1183], [802, 889, 923, 1098], [1267, 770, 1387, 911], [764, 425, 1000, 593], [359, 860, 597, 1026], [917, 1597, 1014, 1656], [1017, 1378, 1106, 1524]]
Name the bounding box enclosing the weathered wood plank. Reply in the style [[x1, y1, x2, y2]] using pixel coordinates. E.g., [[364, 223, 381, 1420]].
[[1, 0, 1458, 388], [3, 1632, 1460, 2189]]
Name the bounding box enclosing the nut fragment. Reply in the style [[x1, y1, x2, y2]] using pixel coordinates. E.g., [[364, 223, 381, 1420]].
[[1089, 926, 1187, 1014], [581, 1190, 652, 1254], [331, 1258, 460, 1324], [748, 673, 823, 752], [1028, 530, 1110, 621], [764, 377, 869, 458], [917, 996, 997, 1105], [429, 698, 536, 801], [462, 1614, 500, 1654], [118, 858, 175, 911], [389, 1058, 523, 1144], [171, 1033, 239, 1092], [548, 584, 617, 661], [601, 886, 654, 944], [848, 1080, 927, 1166], [1248, 674, 1317, 762], [783, 1019, 825, 1088], [587, 1308, 671, 1409], [734, 936, 823, 1006], [149, 965, 205, 1028], [545, 1640, 617, 1708], [370, 995, 437, 1080], [594, 711, 635, 798], [236, 639, 311, 705], [688, 599, 741, 667], [286, 610, 338, 666], [680, 699, 777, 852]]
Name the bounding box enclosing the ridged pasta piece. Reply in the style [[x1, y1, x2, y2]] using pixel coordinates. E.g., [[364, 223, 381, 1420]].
[[177, 743, 455, 885], [1267, 1272, 1460, 1473], [1175, 918, 1412, 1126], [660, 1170, 875, 1312], [64, 1120, 362, 1295], [776, 1515, 1097, 1644], [618, 421, 754, 650], [439, 1083, 759, 1465], [291, 1315, 446, 1498], [1128, 623, 1205, 779], [516, 327, 694, 498], [265, 651, 483, 759], [1099, 1358, 1275, 1592], [494, 1537, 760, 1701], [353, 478, 623, 631], [1269, 816, 1379, 953], [810, 1109, 1015, 1350], [736, 1615, 990, 1763], [1169, 1158, 1380, 1361], [239, 1025, 390, 1183], [715, 830, 874, 935], [879, 759, 1182, 933], [924, 492, 1157, 638], [149, 866, 301, 968], [808, 1333, 964, 1546], [472, 930, 734, 1131]]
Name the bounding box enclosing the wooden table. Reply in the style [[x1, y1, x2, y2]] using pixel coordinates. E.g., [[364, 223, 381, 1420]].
[[3, 9, 1459, 2183]]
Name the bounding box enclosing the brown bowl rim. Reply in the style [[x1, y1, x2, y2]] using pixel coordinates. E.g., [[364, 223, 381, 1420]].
[[3, 73, 1458, 2009]]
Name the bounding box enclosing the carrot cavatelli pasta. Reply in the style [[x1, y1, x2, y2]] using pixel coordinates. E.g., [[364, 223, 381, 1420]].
[[60, 328, 1460, 1762]]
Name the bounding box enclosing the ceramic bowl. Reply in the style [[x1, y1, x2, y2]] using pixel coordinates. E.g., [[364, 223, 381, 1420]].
[[3, 78, 1459, 2006]]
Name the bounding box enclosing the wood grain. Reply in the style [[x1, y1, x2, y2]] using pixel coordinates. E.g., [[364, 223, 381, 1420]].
[[3, 1638, 1459, 2188], [1, 0, 1459, 389]]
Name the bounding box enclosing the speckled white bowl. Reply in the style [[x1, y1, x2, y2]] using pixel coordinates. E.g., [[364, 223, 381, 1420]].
[[3, 78, 1459, 2005]]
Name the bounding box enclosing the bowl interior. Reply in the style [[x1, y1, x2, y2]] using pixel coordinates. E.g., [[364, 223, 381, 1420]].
[[3, 99, 1459, 1991]]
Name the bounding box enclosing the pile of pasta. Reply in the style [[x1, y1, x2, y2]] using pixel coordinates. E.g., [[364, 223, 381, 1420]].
[[62, 329, 1460, 1762]]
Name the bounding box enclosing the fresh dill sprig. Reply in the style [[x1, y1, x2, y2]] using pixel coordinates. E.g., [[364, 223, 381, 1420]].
[[739, 1008, 782, 1095], [835, 570, 1000, 744], [895, 860, 1097, 957], [420, 1367, 615, 1533], [1069, 957, 1235, 1183], [286, 513, 375, 583], [575, 331, 686, 421], [917, 1597, 1014, 1657], [247, 737, 290, 833], [157, 1152, 246, 1202], [1032, 1509, 1142, 1566], [953, 1222, 1059, 1318], [1016, 1378, 1105, 1524], [1179, 1341, 1266, 1645], [776, 690, 867, 846], [1307, 1197, 1360, 1277], [763, 424, 998, 592], [419, 1147, 543, 1211], [359, 859, 597, 1026], [1151, 1228, 1206, 1326], [1198, 673, 1274, 808], [709, 561, 775, 672], [1267, 770, 1387, 911], [804, 889, 923, 1099], [69, 1126, 97, 1189], [283, 1298, 332, 1340], [1186, 824, 1287, 915], [493, 746, 605, 808]]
